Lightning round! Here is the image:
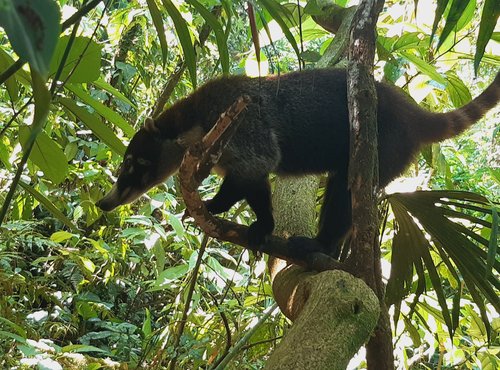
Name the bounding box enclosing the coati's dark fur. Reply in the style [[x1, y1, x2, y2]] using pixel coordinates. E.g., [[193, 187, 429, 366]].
[[97, 68, 500, 258]]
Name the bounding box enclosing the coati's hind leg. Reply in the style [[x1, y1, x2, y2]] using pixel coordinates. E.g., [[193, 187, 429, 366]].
[[286, 172, 351, 260], [316, 172, 351, 259], [205, 174, 274, 246]]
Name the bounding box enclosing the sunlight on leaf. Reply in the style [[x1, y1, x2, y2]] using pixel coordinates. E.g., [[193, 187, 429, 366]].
[[0, 0, 61, 77]]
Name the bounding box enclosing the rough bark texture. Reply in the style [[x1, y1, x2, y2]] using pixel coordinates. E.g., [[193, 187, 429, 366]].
[[265, 269, 380, 370], [345, 0, 395, 368], [265, 177, 379, 370]]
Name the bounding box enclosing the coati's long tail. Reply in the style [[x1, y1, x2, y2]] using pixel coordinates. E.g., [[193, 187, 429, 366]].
[[424, 72, 500, 143]]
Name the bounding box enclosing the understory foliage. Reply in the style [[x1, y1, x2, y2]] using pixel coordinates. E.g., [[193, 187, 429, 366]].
[[0, 0, 498, 369]]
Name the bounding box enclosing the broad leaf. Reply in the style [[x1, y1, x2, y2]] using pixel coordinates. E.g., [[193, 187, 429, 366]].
[[92, 78, 137, 108], [59, 98, 126, 156], [445, 72, 472, 107], [431, 0, 450, 43], [66, 84, 135, 138], [0, 0, 61, 77], [49, 35, 102, 83], [437, 0, 472, 50], [0, 47, 19, 101], [18, 126, 68, 185], [19, 181, 76, 230], [399, 51, 448, 86], [256, 0, 301, 59]]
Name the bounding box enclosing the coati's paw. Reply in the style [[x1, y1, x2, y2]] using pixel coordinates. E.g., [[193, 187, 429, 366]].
[[247, 220, 274, 247], [204, 199, 218, 214], [204, 199, 230, 215], [286, 237, 329, 259]]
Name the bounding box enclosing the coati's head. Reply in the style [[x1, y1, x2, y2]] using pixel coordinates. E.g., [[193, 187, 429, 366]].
[[96, 117, 204, 212]]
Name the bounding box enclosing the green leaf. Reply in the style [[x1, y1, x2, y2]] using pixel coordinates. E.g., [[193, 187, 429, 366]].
[[0, 137, 12, 170], [167, 212, 184, 237], [146, 0, 168, 66], [142, 308, 152, 338], [187, 0, 229, 74], [392, 32, 425, 51], [19, 126, 68, 185], [0, 48, 19, 101], [389, 191, 500, 314], [399, 52, 448, 85], [19, 181, 77, 230], [0, 0, 61, 77], [66, 84, 135, 138], [256, 0, 301, 59], [474, 0, 500, 73], [402, 316, 422, 347], [386, 200, 426, 305], [59, 97, 126, 156], [50, 231, 75, 243], [431, 0, 450, 45], [150, 264, 190, 290], [49, 35, 102, 83], [161, 0, 197, 88], [0, 316, 27, 337], [0, 330, 26, 344], [29, 69, 51, 138], [92, 79, 137, 108], [61, 344, 107, 353], [438, 0, 472, 50], [486, 208, 498, 279], [445, 72, 472, 107], [79, 256, 96, 273]]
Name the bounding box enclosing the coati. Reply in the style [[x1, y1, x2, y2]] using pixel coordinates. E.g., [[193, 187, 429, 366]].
[[96, 68, 500, 258]]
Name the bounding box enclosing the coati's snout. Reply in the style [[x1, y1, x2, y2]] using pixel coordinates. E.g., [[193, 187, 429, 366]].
[[96, 126, 189, 212]]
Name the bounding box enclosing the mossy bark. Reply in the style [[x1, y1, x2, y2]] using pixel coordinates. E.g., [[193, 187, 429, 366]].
[[265, 177, 379, 370]]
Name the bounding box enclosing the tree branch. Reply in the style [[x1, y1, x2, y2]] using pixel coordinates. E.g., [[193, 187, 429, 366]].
[[345, 0, 394, 368]]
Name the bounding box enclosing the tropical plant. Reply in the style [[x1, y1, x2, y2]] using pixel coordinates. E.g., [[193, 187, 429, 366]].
[[0, 0, 498, 368]]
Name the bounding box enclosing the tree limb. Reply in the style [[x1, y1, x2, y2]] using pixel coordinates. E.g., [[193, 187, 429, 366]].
[[345, 0, 394, 368]]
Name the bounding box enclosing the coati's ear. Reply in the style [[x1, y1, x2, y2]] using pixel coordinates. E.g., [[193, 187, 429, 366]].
[[176, 126, 204, 148], [144, 117, 160, 133]]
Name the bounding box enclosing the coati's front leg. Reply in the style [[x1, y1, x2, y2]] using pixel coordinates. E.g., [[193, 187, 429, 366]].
[[206, 175, 274, 246], [244, 176, 274, 246], [205, 175, 247, 214]]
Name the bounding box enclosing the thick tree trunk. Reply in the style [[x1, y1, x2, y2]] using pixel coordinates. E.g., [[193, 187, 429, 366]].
[[265, 177, 380, 370], [345, 0, 395, 369]]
